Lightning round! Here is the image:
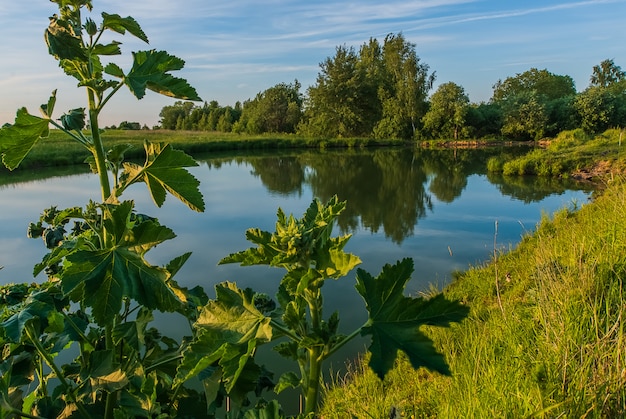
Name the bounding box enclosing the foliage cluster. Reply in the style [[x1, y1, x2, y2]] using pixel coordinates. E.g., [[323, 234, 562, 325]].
[[156, 49, 626, 141], [322, 177, 626, 417], [0, 2, 468, 418], [158, 81, 303, 135]]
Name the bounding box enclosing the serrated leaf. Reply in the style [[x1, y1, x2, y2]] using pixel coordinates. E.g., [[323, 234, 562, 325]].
[[355, 258, 469, 379], [275, 371, 300, 394], [45, 17, 87, 61], [117, 142, 204, 212], [92, 41, 122, 56], [121, 50, 201, 100], [82, 350, 129, 393], [63, 247, 181, 325], [104, 62, 125, 78], [0, 290, 55, 342], [102, 12, 149, 43], [125, 219, 176, 255], [0, 108, 50, 170], [197, 282, 273, 344], [81, 253, 124, 325], [177, 283, 274, 397], [166, 252, 192, 277], [116, 247, 181, 311], [40, 90, 57, 118], [175, 330, 226, 386]]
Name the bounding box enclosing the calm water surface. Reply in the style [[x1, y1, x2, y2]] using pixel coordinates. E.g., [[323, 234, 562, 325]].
[[0, 147, 593, 401]]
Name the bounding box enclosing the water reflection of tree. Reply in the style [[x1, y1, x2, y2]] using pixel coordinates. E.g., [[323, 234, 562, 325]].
[[421, 149, 471, 203], [211, 146, 591, 244], [248, 156, 305, 196], [487, 172, 593, 203], [304, 149, 432, 244]]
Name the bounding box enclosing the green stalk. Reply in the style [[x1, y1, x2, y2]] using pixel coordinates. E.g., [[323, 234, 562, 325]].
[[303, 346, 323, 415], [87, 90, 111, 201], [25, 325, 90, 418], [323, 326, 363, 359], [303, 291, 323, 415], [87, 87, 117, 419]]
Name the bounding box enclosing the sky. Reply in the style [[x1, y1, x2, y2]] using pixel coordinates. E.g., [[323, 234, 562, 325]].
[[1, 0, 626, 128]]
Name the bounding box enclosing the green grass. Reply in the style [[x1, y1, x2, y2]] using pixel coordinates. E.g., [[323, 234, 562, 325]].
[[321, 178, 626, 418], [487, 128, 626, 177], [0, 129, 406, 172]]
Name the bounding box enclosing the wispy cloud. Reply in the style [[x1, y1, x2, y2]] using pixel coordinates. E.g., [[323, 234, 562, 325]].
[[1, 0, 625, 125]]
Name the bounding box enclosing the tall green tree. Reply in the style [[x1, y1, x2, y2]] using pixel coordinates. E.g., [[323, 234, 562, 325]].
[[159, 101, 195, 129], [238, 80, 303, 134], [500, 91, 548, 140], [301, 45, 369, 137], [590, 59, 626, 88], [422, 82, 469, 139], [373, 33, 435, 140], [574, 86, 626, 133], [301, 33, 434, 140], [492, 68, 575, 139], [464, 103, 503, 138], [492, 68, 575, 103]]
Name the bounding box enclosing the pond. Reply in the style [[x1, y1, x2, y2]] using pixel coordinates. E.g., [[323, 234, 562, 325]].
[[0, 146, 593, 409]]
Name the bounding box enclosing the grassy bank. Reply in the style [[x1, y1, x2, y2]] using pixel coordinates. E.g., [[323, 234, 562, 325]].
[[321, 178, 626, 418], [487, 128, 626, 178], [0, 130, 405, 171]]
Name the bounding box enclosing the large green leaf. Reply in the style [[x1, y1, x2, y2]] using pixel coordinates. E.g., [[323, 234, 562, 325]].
[[115, 247, 181, 311], [101, 12, 149, 43], [79, 350, 129, 394], [60, 202, 182, 324], [117, 142, 204, 212], [120, 50, 201, 100], [45, 16, 86, 61], [64, 250, 123, 325], [1, 291, 54, 342], [62, 246, 181, 325], [175, 282, 273, 393], [92, 41, 122, 56], [0, 108, 50, 170], [197, 282, 273, 345], [355, 258, 469, 379]]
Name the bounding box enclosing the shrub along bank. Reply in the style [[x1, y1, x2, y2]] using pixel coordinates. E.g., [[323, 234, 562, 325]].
[[487, 128, 626, 178], [321, 177, 626, 418]]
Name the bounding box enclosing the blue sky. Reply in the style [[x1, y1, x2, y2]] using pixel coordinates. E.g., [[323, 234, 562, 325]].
[[1, 0, 625, 127]]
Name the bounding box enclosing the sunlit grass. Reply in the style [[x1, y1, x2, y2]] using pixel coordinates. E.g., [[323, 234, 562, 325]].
[[487, 128, 626, 177], [321, 178, 626, 417], [1, 129, 404, 171]]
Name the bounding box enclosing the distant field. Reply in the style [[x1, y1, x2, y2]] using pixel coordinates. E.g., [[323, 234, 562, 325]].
[[1, 129, 404, 171]]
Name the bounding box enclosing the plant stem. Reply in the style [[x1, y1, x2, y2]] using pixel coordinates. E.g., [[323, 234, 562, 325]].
[[24, 325, 90, 418], [87, 90, 111, 201], [303, 291, 323, 415], [304, 347, 322, 415], [324, 326, 363, 359]]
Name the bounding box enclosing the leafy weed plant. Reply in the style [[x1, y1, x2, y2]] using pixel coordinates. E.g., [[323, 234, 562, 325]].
[[0, 2, 467, 418]]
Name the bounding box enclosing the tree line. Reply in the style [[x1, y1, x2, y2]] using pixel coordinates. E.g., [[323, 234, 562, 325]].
[[157, 33, 626, 141]]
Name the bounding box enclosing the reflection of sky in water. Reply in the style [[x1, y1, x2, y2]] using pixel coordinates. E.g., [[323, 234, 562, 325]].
[[0, 162, 590, 373]]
